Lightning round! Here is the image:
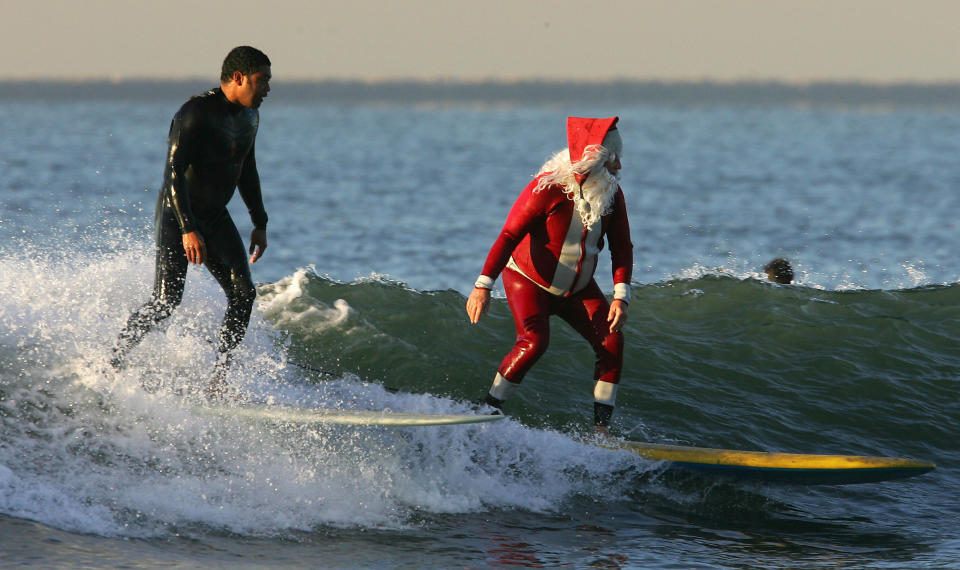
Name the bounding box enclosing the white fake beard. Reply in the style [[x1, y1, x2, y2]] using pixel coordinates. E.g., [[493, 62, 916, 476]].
[[574, 168, 619, 228]]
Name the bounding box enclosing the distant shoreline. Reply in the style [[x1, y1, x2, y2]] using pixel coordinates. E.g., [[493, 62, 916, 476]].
[[3, 78, 960, 106]]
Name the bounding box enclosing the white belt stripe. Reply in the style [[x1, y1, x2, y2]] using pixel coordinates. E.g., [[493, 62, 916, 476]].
[[548, 214, 584, 295]]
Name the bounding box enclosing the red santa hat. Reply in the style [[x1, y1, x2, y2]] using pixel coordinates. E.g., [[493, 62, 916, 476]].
[[566, 116, 620, 185]]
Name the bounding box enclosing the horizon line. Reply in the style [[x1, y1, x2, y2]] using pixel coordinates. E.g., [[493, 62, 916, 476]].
[[3, 76, 960, 87]]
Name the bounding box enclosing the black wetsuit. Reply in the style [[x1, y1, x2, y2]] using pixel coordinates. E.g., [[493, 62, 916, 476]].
[[112, 88, 268, 368]]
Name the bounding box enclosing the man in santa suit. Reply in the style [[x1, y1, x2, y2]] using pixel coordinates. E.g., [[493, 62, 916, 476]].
[[466, 116, 633, 435]]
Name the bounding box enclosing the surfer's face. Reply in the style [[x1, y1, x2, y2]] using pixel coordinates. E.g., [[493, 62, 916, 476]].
[[604, 156, 621, 175], [235, 65, 271, 108]]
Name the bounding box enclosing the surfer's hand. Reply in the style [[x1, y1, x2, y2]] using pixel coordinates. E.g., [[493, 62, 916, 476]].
[[182, 231, 206, 265], [607, 299, 627, 333], [249, 228, 267, 263], [466, 287, 491, 323]]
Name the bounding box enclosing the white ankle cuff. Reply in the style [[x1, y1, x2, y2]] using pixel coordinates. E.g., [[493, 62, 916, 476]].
[[489, 373, 519, 401], [593, 381, 618, 406]]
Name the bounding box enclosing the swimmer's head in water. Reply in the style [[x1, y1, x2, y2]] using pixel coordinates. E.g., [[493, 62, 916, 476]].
[[764, 258, 794, 284]]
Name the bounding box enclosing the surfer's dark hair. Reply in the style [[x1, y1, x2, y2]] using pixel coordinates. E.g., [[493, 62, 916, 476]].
[[221, 46, 271, 81], [764, 257, 794, 284]]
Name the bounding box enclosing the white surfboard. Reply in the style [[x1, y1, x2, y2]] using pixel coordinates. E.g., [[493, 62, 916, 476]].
[[195, 402, 506, 426]]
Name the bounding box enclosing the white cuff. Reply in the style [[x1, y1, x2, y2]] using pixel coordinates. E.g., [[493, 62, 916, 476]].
[[594, 380, 618, 406], [475, 275, 494, 290], [613, 282, 631, 304], [489, 373, 519, 401]]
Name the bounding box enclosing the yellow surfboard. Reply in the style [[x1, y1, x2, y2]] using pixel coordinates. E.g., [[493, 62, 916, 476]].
[[606, 440, 935, 485]]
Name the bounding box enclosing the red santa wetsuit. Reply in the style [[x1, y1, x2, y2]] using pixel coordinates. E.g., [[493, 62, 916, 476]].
[[476, 175, 633, 388], [472, 116, 633, 427]]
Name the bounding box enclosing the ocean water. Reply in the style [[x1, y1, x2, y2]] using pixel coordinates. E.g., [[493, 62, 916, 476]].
[[0, 83, 958, 568]]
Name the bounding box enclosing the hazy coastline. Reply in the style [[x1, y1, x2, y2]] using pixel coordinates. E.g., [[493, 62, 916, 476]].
[[3, 78, 960, 106]]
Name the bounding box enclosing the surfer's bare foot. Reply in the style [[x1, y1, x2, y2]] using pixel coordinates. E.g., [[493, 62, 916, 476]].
[[594, 425, 611, 438]]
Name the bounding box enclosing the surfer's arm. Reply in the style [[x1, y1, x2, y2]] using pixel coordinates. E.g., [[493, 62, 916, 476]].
[[468, 182, 543, 322], [237, 140, 268, 230], [164, 106, 199, 235], [607, 189, 633, 305], [236, 141, 269, 263], [164, 106, 206, 264], [476, 180, 544, 285]]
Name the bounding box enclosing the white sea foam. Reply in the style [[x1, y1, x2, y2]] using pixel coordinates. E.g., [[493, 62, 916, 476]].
[[258, 268, 353, 333]]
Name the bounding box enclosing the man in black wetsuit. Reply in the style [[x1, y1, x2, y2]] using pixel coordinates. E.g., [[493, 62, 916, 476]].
[[111, 46, 272, 398]]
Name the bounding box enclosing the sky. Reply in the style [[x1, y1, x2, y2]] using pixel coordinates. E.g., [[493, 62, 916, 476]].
[[4, 0, 960, 82]]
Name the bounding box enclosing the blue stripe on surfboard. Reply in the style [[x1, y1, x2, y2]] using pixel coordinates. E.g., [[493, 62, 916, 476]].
[[664, 461, 935, 485]]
